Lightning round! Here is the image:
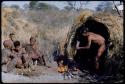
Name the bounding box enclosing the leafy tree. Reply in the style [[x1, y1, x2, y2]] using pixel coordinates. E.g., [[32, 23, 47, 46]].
[[96, 1, 122, 16], [37, 3, 59, 10], [112, 1, 122, 16], [10, 4, 20, 9], [96, 3, 105, 11], [65, 1, 89, 11], [2, 3, 8, 8], [64, 6, 72, 11], [103, 2, 113, 12], [23, 3, 29, 10], [29, 1, 38, 10], [29, 1, 59, 10], [96, 1, 113, 12]]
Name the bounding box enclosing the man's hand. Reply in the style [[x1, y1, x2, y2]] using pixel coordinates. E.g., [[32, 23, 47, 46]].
[[96, 62, 99, 70], [76, 47, 81, 50], [95, 56, 99, 62], [76, 46, 89, 50], [81, 46, 90, 49], [95, 56, 99, 70]]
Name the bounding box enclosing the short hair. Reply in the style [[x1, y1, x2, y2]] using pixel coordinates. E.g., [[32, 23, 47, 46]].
[[14, 41, 20, 47], [3, 40, 13, 48], [80, 27, 89, 34], [83, 27, 89, 33], [30, 36, 36, 42], [9, 33, 15, 36]]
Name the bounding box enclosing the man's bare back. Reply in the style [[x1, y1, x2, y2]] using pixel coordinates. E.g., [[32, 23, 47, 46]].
[[85, 32, 105, 46]]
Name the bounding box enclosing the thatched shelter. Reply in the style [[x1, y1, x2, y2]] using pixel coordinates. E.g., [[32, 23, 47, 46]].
[[63, 11, 123, 75]]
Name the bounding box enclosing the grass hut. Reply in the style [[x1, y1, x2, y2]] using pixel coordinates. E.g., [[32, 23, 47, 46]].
[[63, 11, 123, 76]]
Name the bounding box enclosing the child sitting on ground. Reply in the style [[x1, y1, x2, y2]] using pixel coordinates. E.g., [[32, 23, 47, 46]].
[[12, 41, 25, 69], [12, 41, 32, 69], [2, 40, 15, 72], [12, 41, 33, 75]]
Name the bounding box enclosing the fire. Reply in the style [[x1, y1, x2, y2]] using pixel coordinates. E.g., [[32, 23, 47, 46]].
[[57, 65, 68, 73]]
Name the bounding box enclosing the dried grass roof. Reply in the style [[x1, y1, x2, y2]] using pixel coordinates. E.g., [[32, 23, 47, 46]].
[[64, 11, 123, 58]]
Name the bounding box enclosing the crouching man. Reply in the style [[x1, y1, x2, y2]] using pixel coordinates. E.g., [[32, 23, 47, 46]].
[[76, 28, 106, 70]]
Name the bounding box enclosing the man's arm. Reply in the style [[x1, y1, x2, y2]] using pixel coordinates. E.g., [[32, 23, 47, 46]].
[[76, 41, 81, 49], [80, 36, 91, 49]]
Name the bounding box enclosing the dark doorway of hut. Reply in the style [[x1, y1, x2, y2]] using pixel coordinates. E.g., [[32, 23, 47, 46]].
[[73, 17, 111, 77]]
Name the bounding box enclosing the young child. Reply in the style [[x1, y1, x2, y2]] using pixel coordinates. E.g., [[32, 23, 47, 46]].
[[12, 41, 24, 68], [12, 41, 33, 75], [2, 40, 13, 64], [13, 41, 32, 69], [25, 36, 46, 66], [2, 40, 15, 72]]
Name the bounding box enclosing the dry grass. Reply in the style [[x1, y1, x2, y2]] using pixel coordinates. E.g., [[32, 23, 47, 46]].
[[2, 8, 77, 63], [64, 11, 123, 58], [92, 12, 123, 57], [2, 8, 38, 49], [64, 11, 123, 77]]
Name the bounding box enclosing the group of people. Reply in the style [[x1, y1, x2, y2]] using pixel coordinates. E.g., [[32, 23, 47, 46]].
[[2, 33, 46, 73], [2, 26, 106, 78]]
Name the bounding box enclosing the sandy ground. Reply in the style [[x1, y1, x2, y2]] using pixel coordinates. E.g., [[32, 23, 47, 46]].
[[2, 72, 78, 83], [2, 62, 122, 83], [4, 61, 124, 83], [1, 62, 79, 83]]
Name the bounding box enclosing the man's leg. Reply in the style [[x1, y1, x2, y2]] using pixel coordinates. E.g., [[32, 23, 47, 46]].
[[38, 56, 46, 66], [96, 45, 105, 70]]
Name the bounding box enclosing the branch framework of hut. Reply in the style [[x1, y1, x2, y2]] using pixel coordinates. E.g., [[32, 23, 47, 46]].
[[64, 11, 123, 78]]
